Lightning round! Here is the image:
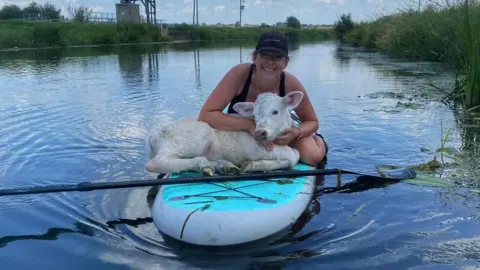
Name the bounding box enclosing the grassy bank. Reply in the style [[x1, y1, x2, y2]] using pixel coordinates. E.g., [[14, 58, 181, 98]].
[[338, 0, 480, 109], [168, 24, 334, 42], [0, 21, 334, 51], [0, 21, 171, 49]]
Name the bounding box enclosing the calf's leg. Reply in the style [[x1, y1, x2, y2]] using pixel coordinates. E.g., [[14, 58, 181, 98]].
[[240, 146, 300, 173], [145, 155, 218, 176], [240, 160, 292, 173]]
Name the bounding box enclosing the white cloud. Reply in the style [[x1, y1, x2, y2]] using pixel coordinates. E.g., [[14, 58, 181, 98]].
[[181, 6, 193, 13], [0, 0, 405, 27], [91, 5, 103, 13], [213, 5, 225, 12], [313, 0, 345, 5]]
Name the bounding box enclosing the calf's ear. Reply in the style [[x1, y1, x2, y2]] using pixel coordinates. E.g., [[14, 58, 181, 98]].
[[232, 102, 255, 117], [283, 91, 304, 109]]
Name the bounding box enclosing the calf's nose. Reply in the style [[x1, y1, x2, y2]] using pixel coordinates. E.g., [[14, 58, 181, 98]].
[[254, 130, 267, 139]]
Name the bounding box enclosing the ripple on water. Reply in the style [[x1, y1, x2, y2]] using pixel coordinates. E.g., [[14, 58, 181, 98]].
[[2, 42, 480, 270], [78, 178, 394, 270], [0, 101, 146, 209]]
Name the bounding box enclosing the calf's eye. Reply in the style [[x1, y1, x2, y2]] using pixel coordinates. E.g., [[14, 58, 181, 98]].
[[272, 110, 278, 115]]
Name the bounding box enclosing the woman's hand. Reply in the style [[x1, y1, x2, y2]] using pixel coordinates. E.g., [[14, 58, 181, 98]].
[[273, 128, 301, 146]]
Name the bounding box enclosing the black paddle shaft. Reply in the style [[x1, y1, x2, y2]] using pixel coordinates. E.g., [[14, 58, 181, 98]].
[[0, 168, 416, 197]]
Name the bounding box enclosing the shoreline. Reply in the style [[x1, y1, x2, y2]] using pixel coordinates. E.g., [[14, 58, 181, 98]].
[[334, 1, 480, 109], [0, 21, 334, 52], [0, 38, 335, 53], [0, 40, 192, 52]]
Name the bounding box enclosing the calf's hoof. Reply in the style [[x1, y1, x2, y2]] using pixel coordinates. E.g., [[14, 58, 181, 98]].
[[201, 167, 215, 177], [223, 162, 241, 175], [240, 161, 255, 173]]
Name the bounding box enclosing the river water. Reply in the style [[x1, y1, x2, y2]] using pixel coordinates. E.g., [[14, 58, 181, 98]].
[[0, 40, 479, 269]]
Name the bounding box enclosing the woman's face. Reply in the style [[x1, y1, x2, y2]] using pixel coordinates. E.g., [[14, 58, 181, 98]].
[[253, 51, 289, 79]]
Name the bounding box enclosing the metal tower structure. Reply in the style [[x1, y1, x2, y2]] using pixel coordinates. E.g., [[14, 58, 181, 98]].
[[239, 0, 245, 26], [120, 0, 157, 24]]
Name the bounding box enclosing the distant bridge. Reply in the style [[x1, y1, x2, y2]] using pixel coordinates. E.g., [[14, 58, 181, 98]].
[[87, 11, 165, 26]]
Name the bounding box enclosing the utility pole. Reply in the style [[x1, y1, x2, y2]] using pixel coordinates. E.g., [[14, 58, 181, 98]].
[[192, 0, 199, 25], [192, 0, 196, 25], [239, 0, 245, 26]]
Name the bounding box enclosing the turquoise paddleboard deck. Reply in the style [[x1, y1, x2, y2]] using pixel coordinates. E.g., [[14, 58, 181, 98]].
[[151, 163, 316, 246]]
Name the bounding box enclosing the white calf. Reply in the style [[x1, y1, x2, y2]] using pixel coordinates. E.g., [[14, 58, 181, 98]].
[[144, 91, 304, 176]]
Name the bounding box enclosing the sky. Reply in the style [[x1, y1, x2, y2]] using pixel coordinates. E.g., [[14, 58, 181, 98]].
[[0, 0, 409, 25]]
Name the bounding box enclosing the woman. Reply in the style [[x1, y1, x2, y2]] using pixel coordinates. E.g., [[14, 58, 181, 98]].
[[198, 30, 328, 169]]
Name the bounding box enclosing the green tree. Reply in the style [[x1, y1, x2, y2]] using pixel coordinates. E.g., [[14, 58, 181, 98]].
[[22, 2, 43, 16], [0, 4, 23, 20], [333, 13, 356, 42], [285, 16, 300, 29], [68, 4, 92, 22], [42, 3, 62, 20]]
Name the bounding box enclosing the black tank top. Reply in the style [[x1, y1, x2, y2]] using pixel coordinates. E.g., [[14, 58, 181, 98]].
[[227, 64, 286, 114]]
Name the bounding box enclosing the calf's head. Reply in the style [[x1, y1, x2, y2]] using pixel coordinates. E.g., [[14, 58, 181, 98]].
[[233, 91, 304, 141]]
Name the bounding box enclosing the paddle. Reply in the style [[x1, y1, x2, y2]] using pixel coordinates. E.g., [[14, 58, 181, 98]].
[[0, 167, 416, 197]]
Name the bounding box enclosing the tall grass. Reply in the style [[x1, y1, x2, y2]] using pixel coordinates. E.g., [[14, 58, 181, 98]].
[[461, 0, 480, 109], [343, 0, 480, 109], [0, 21, 170, 49], [168, 24, 334, 42], [0, 21, 334, 50]]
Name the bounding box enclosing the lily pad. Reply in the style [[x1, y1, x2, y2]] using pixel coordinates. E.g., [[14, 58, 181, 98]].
[[352, 202, 368, 217], [436, 147, 455, 154], [396, 101, 423, 110], [403, 172, 455, 188], [421, 147, 432, 153]]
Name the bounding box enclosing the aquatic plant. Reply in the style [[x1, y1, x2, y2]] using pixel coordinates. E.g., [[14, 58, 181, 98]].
[[460, 0, 480, 109], [342, 0, 480, 109]]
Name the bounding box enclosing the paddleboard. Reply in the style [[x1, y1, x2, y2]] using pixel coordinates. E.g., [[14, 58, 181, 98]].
[[151, 162, 316, 246]]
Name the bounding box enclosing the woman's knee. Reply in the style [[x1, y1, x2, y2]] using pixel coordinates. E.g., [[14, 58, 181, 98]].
[[291, 136, 327, 166], [305, 145, 326, 166]]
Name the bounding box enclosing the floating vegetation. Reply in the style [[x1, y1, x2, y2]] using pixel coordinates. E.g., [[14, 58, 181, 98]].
[[403, 171, 456, 188], [395, 101, 424, 110], [276, 179, 295, 185]]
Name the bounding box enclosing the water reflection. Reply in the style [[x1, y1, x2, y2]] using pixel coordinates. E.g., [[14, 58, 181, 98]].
[[193, 47, 201, 91], [239, 45, 243, 63], [333, 45, 352, 72], [332, 43, 480, 189], [1, 40, 480, 269], [118, 47, 144, 81]]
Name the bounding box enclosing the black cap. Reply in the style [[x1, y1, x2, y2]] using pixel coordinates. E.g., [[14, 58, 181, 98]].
[[254, 31, 289, 57]]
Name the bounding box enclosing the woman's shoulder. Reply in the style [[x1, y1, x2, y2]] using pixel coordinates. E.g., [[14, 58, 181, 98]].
[[222, 63, 253, 88]]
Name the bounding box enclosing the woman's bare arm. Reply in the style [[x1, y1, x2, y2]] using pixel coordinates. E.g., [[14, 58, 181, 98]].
[[198, 64, 255, 132], [286, 74, 319, 137]]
